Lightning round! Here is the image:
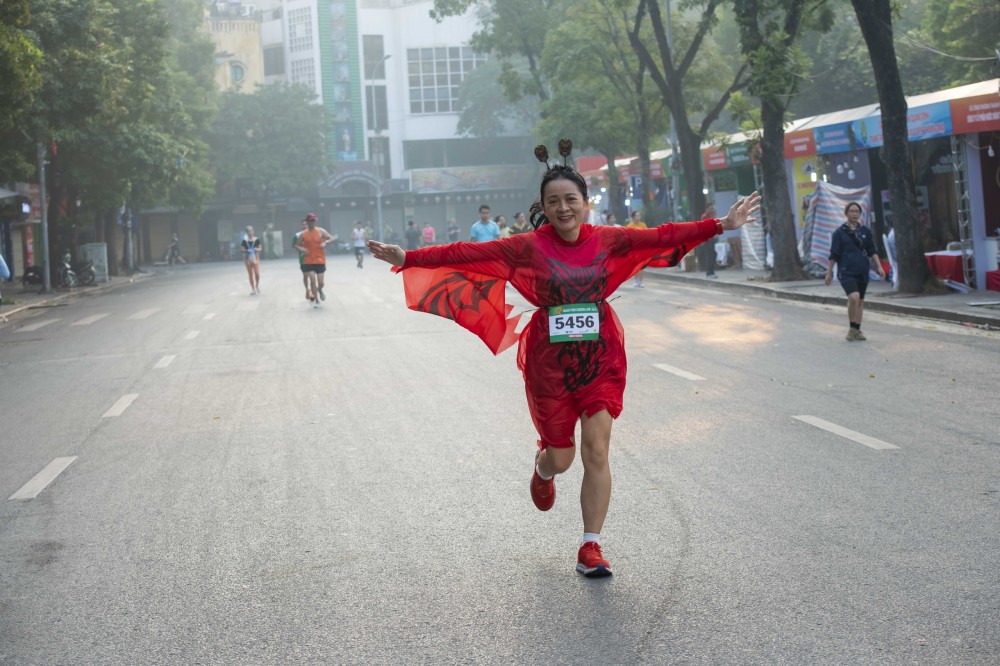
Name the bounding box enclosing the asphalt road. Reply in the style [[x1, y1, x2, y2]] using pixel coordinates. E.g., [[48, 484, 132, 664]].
[[1, 257, 997, 665]]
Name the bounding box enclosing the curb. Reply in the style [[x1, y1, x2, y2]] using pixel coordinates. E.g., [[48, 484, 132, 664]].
[[1, 271, 155, 320], [647, 271, 1000, 329]]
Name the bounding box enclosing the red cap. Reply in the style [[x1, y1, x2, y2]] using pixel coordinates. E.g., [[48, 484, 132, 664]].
[[304, 213, 317, 222]]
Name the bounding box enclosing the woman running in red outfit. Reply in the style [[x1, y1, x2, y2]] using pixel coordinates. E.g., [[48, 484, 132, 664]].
[[369, 144, 760, 577]]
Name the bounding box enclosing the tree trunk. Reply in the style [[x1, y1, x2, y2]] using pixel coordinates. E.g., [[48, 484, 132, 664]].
[[851, 0, 930, 293], [760, 100, 808, 280], [104, 209, 120, 277], [603, 151, 624, 221], [677, 125, 706, 221]]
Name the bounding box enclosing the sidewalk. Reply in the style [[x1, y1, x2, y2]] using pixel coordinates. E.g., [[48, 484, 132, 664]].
[[0, 270, 156, 322], [645, 264, 1000, 331]]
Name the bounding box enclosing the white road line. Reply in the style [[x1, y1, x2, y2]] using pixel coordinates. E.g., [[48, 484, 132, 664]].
[[19, 319, 59, 332], [183, 305, 207, 315], [793, 415, 899, 450], [8, 457, 78, 500], [184, 330, 200, 340], [102, 393, 139, 418], [153, 355, 176, 369], [652, 363, 706, 381], [203, 313, 216, 321], [237, 301, 259, 311], [71, 313, 109, 326], [127, 308, 160, 320]]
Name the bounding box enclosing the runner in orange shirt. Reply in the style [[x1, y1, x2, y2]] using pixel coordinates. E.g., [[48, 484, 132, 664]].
[[293, 213, 335, 308]]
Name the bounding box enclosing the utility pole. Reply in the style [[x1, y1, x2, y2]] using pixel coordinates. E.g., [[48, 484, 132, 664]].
[[368, 54, 391, 242], [36, 142, 52, 293], [665, 0, 681, 222]]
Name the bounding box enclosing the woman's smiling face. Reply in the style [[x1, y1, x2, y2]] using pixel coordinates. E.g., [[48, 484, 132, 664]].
[[542, 178, 588, 241]]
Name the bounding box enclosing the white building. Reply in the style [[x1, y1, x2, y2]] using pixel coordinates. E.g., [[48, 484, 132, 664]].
[[261, 0, 533, 238]]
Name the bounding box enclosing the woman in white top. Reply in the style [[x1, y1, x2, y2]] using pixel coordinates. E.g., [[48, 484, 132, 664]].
[[241, 226, 262, 294]]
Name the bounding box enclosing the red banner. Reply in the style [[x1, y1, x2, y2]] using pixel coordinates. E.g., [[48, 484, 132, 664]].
[[784, 130, 816, 158], [702, 147, 728, 171], [950, 93, 1000, 134]]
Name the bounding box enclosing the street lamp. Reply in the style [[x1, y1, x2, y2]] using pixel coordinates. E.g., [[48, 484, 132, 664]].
[[367, 54, 390, 241]]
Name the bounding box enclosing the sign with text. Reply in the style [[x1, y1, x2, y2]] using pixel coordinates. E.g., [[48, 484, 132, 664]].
[[950, 93, 1000, 134]]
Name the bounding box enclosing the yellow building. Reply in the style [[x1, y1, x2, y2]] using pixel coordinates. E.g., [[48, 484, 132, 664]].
[[204, 3, 265, 92]]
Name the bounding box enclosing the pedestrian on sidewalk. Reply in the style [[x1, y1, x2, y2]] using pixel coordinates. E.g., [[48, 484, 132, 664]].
[[368, 139, 761, 578], [698, 204, 719, 279], [242, 226, 262, 295], [825, 201, 886, 341]]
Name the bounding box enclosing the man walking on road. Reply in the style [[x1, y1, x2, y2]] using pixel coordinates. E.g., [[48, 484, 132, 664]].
[[294, 213, 334, 308]]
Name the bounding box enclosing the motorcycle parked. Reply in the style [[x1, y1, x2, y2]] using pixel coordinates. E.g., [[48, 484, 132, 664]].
[[21, 265, 45, 288], [57, 252, 78, 288], [72, 257, 96, 285]]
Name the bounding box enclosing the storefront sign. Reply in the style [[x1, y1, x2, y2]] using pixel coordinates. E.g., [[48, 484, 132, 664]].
[[784, 129, 816, 158], [702, 147, 728, 171], [814, 118, 877, 154], [815, 102, 953, 153], [950, 93, 1000, 134], [726, 143, 752, 167]]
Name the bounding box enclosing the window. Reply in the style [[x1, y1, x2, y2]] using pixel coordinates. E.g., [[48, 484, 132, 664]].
[[290, 58, 316, 90], [263, 46, 284, 76], [288, 7, 313, 53], [363, 35, 386, 79], [230, 63, 245, 84], [407, 46, 486, 114], [365, 85, 388, 132]]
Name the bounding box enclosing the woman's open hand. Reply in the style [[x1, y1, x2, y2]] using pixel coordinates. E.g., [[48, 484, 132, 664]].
[[722, 191, 762, 231], [368, 240, 405, 267]]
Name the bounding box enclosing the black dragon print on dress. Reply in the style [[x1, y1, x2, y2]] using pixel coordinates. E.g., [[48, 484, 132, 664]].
[[546, 254, 610, 392], [418, 271, 502, 320]]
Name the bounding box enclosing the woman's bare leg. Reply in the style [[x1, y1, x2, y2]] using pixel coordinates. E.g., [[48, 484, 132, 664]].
[[579, 410, 613, 534]]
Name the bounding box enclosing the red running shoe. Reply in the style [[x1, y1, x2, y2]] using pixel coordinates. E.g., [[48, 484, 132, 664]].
[[576, 542, 613, 577], [529, 450, 555, 511]]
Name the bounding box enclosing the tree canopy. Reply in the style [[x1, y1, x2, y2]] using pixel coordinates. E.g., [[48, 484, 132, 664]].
[[207, 83, 328, 207]]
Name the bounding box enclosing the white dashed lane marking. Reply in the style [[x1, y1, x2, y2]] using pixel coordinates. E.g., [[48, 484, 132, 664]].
[[237, 301, 259, 311], [127, 308, 160, 320], [793, 415, 899, 450], [184, 330, 200, 340], [102, 393, 139, 418], [153, 355, 176, 369], [8, 457, 78, 500], [18, 319, 59, 332], [652, 363, 706, 381], [71, 314, 109, 326], [203, 313, 216, 321]]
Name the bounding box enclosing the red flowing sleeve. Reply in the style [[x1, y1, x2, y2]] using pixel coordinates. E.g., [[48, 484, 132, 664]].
[[392, 238, 531, 355], [636, 219, 718, 269]]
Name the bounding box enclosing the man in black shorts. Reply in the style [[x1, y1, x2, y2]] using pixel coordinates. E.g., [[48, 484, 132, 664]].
[[294, 213, 335, 308]]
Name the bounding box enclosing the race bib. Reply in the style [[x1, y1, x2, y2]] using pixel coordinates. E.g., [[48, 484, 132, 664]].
[[548, 303, 600, 342]]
